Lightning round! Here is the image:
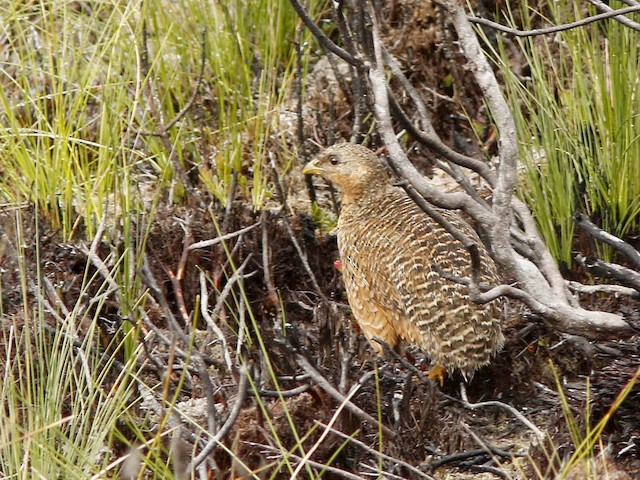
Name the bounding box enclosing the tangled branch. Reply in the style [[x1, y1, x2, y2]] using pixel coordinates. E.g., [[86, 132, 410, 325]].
[[291, 0, 634, 338]]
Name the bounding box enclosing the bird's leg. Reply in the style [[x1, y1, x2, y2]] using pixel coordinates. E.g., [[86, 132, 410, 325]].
[[372, 337, 427, 382], [372, 337, 446, 386], [427, 364, 446, 387]]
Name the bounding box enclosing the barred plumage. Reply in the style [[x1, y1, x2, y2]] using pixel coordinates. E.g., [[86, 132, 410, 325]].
[[303, 144, 504, 382]]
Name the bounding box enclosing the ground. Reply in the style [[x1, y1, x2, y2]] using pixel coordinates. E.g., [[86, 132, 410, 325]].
[[1, 200, 638, 479]]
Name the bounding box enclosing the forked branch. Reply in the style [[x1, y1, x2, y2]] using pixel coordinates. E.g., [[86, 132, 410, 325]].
[[290, 0, 634, 338]]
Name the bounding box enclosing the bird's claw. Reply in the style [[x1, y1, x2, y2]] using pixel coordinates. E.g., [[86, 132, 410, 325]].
[[427, 364, 446, 387]]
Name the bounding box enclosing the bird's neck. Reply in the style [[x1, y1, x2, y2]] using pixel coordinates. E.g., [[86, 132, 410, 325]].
[[341, 188, 365, 205], [342, 174, 391, 204], [341, 181, 393, 208]]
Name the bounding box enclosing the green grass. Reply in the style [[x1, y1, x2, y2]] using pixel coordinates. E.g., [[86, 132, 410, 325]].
[[0, 0, 320, 240], [0, 0, 324, 477], [484, 0, 640, 264], [0, 215, 140, 479]]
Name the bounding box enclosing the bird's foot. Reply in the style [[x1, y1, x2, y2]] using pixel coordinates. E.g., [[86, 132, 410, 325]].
[[427, 364, 446, 387]]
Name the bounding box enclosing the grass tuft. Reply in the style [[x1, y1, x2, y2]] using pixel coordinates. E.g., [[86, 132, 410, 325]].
[[1, 0, 322, 239], [484, 0, 640, 264]]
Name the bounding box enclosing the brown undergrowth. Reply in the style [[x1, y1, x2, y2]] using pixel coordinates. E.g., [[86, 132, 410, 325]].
[[2, 200, 638, 478]]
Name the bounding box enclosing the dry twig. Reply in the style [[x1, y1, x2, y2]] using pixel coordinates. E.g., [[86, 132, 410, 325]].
[[574, 212, 640, 269], [467, 4, 640, 37], [250, 442, 367, 480], [455, 383, 545, 441], [284, 341, 396, 440], [192, 365, 250, 468], [316, 421, 435, 480]]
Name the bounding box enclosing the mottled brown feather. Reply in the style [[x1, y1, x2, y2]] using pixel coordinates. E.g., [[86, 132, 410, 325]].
[[303, 144, 504, 379]]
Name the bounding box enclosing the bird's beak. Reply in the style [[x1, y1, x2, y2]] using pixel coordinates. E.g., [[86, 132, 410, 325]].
[[302, 158, 323, 175]]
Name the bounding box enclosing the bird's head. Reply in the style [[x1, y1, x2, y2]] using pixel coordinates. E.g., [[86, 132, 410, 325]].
[[302, 144, 391, 202]]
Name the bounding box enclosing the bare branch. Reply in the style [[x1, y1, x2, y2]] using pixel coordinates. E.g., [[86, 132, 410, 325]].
[[443, 2, 517, 253], [249, 442, 367, 480], [387, 91, 496, 184], [510, 198, 574, 303], [188, 222, 260, 251], [367, 6, 495, 226], [574, 212, 640, 269], [567, 281, 640, 298], [382, 47, 497, 184], [140, 253, 220, 435], [574, 253, 640, 293], [428, 442, 514, 471], [247, 384, 310, 398], [192, 365, 249, 468], [588, 0, 640, 32], [199, 258, 254, 374], [292, 0, 634, 340], [444, 1, 576, 304], [456, 383, 545, 440], [329, 1, 366, 142], [316, 421, 436, 480], [467, 5, 640, 37], [287, 343, 397, 440], [288, 0, 361, 67]]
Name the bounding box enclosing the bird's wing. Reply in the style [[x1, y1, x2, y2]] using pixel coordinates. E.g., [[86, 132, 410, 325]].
[[339, 202, 433, 348], [393, 214, 471, 356], [386, 200, 503, 368]]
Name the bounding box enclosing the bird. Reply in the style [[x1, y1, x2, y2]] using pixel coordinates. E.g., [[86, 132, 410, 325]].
[[303, 143, 504, 384]]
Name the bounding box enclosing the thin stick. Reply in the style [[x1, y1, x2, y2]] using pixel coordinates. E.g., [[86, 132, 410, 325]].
[[291, 347, 396, 440], [249, 442, 367, 480], [567, 281, 639, 298], [457, 383, 545, 441], [288, 0, 361, 66], [588, 0, 640, 31], [467, 5, 640, 37], [316, 422, 435, 479], [191, 365, 249, 468], [188, 222, 260, 250], [574, 212, 640, 269], [289, 371, 363, 480], [141, 254, 219, 436]]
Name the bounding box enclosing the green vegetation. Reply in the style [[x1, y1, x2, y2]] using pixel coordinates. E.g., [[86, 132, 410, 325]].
[[0, 319, 137, 479], [524, 364, 640, 479], [490, 1, 640, 264], [0, 0, 321, 477], [0, 0, 314, 240], [0, 213, 140, 478]]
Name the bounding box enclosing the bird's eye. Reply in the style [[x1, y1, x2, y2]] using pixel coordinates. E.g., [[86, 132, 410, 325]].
[[329, 156, 339, 165]]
